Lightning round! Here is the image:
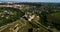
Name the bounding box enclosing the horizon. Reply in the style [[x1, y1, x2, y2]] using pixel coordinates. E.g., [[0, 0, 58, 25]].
[[0, 0, 60, 3]]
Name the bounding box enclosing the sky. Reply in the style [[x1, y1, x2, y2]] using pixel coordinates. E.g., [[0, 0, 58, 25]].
[[0, 0, 60, 3]]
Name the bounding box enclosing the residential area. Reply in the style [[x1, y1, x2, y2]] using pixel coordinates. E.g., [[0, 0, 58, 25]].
[[0, 2, 60, 32]]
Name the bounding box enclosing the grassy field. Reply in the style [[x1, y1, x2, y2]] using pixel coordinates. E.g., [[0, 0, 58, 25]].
[[47, 12, 60, 24]]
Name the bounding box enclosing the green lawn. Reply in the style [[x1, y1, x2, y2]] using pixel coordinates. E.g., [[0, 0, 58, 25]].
[[47, 12, 60, 24], [51, 12, 60, 19]]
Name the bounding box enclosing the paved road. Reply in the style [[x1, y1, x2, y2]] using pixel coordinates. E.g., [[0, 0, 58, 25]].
[[29, 20, 60, 32]]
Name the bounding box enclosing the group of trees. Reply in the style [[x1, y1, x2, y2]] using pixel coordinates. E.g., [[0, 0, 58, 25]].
[[0, 7, 24, 27]]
